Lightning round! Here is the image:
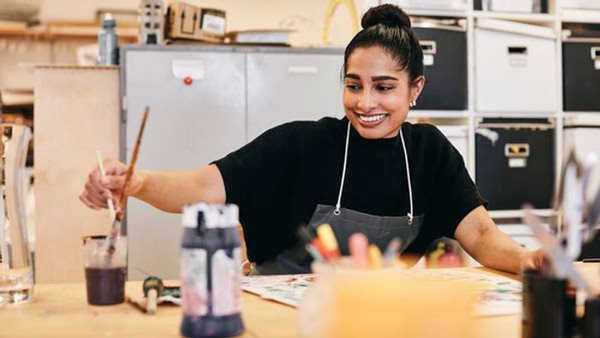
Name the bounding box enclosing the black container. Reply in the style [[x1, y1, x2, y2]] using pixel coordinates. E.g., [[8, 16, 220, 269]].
[[522, 270, 576, 338], [413, 21, 467, 110], [475, 118, 555, 210], [584, 297, 600, 338], [180, 203, 245, 338], [562, 36, 600, 112]]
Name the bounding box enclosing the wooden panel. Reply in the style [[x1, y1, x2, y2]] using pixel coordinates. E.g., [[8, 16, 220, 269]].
[[34, 65, 120, 283]]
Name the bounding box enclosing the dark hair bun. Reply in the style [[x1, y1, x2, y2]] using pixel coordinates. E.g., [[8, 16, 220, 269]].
[[361, 4, 411, 29]]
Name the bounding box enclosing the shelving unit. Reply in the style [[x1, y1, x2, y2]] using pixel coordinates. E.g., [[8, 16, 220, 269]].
[[396, 0, 600, 232]]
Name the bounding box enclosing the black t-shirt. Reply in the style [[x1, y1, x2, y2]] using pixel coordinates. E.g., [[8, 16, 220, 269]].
[[214, 117, 486, 264]]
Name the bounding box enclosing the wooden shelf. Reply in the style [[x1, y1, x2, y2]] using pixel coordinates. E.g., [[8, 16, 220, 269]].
[[561, 8, 600, 23], [409, 111, 470, 118], [0, 20, 138, 42], [474, 112, 560, 119], [473, 10, 556, 23], [563, 112, 600, 126], [489, 209, 560, 219], [405, 8, 468, 18]]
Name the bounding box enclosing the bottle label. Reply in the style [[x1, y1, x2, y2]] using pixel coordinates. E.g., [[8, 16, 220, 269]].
[[211, 247, 242, 316], [181, 248, 208, 316]]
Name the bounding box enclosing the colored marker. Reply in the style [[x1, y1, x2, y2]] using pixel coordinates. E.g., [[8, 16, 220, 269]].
[[349, 233, 369, 269], [427, 241, 446, 268], [316, 224, 341, 260], [297, 226, 330, 261], [368, 244, 383, 269], [305, 243, 324, 263], [383, 237, 402, 266], [310, 237, 331, 261]]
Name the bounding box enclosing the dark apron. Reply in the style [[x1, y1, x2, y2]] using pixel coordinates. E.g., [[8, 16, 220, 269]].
[[250, 122, 424, 275]]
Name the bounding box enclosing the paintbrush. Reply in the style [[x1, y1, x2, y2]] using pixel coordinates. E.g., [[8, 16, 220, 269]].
[[96, 150, 116, 222], [104, 106, 150, 263]]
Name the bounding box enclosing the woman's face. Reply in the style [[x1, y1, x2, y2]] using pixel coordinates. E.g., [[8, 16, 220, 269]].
[[343, 46, 424, 139]]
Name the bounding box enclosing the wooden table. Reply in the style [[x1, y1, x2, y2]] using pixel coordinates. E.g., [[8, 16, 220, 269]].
[[0, 281, 300, 337], [0, 268, 530, 338]]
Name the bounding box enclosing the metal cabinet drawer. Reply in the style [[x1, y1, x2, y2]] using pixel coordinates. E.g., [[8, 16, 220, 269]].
[[246, 52, 344, 142]]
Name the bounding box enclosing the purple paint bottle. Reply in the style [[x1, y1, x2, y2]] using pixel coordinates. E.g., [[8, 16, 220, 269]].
[[180, 203, 244, 338]]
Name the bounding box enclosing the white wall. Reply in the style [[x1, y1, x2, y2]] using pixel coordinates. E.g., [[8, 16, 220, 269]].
[[38, 0, 364, 47], [1, 0, 364, 88]]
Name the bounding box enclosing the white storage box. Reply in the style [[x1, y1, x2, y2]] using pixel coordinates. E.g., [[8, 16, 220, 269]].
[[482, 0, 544, 13], [368, 0, 467, 11], [561, 0, 600, 10], [475, 19, 557, 113], [436, 125, 469, 164]]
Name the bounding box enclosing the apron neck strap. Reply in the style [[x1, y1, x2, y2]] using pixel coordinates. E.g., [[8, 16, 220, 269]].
[[334, 122, 351, 215], [334, 122, 414, 224], [399, 127, 414, 224]]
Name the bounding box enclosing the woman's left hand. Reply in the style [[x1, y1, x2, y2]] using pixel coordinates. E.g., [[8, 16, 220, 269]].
[[520, 249, 549, 271]]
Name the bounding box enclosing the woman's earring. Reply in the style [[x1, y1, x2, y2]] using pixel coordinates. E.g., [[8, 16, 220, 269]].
[[410, 100, 416, 108]]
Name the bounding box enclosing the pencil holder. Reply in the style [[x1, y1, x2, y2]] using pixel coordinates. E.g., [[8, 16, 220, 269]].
[[298, 262, 477, 338], [521, 270, 576, 338]]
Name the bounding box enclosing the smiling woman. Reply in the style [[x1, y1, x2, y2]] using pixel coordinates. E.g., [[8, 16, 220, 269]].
[[342, 5, 425, 139], [343, 47, 424, 139], [81, 4, 546, 276]]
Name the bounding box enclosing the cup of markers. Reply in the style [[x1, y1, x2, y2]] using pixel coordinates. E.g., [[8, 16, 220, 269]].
[[297, 224, 476, 338], [297, 224, 402, 270], [297, 223, 406, 338]]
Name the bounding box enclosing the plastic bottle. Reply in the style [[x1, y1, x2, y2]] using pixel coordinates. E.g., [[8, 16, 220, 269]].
[[98, 13, 119, 65], [180, 203, 245, 338]]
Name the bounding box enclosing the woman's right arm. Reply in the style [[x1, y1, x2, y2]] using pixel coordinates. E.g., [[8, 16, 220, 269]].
[[79, 159, 226, 213]]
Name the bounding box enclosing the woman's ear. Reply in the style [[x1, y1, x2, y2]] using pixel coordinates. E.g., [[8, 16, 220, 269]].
[[410, 76, 426, 103]]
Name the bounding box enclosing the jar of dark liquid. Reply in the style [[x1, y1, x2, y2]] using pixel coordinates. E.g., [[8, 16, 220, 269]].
[[180, 203, 245, 338], [82, 235, 127, 305]]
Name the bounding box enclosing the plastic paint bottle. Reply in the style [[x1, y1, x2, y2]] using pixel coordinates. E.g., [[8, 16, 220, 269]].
[[180, 203, 245, 338], [98, 13, 119, 65]]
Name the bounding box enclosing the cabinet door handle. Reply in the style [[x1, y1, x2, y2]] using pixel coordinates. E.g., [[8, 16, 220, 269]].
[[420, 40, 437, 55], [592, 47, 600, 70], [508, 46, 527, 55], [505, 143, 530, 157], [591, 47, 600, 60]]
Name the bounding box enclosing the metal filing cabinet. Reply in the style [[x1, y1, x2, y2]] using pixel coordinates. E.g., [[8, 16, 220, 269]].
[[122, 46, 247, 280], [122, 45, 345, 279], [475, 19, 557, 113], [246, 51, 344, 141], [413, 19, 468, 111], [475, 118, 555, 210]]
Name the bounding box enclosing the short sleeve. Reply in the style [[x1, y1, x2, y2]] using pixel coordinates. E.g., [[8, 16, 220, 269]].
[[426, 127, 487, 239], [211, 122, 301, 263]]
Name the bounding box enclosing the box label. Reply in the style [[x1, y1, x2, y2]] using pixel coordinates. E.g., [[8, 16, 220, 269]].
[[202, 13, 226, 35]]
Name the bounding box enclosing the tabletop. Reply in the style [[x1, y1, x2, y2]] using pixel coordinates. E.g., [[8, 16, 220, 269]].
[[3, 265, 598, 337]]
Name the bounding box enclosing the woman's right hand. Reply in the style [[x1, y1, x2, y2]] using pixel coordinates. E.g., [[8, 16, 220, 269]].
[[79, 159, 144, 210]]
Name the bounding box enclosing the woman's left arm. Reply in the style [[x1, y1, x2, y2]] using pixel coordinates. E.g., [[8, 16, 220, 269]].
[[455, 205, 547, 273]]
